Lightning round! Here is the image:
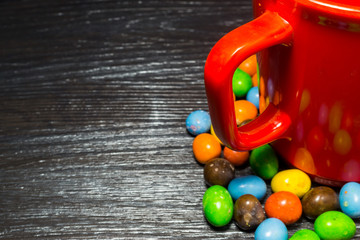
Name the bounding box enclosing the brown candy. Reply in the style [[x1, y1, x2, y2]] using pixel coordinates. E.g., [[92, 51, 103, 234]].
[[203, 158, 235, 187], [234, 194, 265, 230], [301, 186, 339, 219]]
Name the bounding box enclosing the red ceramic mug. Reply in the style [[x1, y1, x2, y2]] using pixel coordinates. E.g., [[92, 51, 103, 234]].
[[204, 0, 360, 186]]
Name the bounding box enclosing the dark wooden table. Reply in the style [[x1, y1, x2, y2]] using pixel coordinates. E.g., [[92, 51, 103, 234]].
[[1, 0, 359, 239]]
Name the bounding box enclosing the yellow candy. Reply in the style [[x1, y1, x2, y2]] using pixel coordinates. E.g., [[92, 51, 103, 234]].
[[271, 169, 311, 198]]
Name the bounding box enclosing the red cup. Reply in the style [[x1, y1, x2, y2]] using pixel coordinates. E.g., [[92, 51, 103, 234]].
[[204, 0, 360, 186]]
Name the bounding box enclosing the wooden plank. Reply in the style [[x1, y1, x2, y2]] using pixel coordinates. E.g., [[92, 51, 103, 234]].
[[1, 0, 359, 239]]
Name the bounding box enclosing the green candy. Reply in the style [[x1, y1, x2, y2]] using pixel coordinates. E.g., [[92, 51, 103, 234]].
[[249, 144, 279, 180], [202, 185, 233, 227], [232, 68, 252, 98], [314, 211, 356, 240], [290, 229, 320, 240]]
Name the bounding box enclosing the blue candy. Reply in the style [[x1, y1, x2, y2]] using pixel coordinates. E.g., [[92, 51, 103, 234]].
[[255, 218, 288, 240], [186, 110, 211, 136], [227, 175, 267, 201], [339, 182, 360, 218], [246, 86, 259, 109]]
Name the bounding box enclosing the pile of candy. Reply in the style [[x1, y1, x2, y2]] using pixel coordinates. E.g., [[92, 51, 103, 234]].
[[185, 55, 360, 240]]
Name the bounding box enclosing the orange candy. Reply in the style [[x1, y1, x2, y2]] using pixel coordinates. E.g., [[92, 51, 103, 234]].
[[264, 191, 302, 225], [239, 55, 257, 76], [192, 133, 221, 164], [234, 100, 258, 125], [259, 76, 265, 97], [223, 146, 249, 166], [259, 96, 266, 114], [251, 72, 259, 87]]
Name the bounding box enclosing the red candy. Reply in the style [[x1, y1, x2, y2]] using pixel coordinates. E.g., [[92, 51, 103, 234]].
[[264, 191, 302, 225], [223, 146, 249, 167]]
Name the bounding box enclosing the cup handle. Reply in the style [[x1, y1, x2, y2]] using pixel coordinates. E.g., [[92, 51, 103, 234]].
[[204, 10, 293, 151]]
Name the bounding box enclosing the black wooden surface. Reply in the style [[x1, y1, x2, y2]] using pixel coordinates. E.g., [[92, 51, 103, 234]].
[[1, 0, 359, 239]]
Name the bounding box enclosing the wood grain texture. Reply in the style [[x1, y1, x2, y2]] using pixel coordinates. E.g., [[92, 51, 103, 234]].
[[0, 0, 359, 239]]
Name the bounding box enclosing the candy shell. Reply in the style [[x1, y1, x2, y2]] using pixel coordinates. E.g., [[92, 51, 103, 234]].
[[246, 86, 259, 109], [234, 194, 265, 230], [339, 182, 360, 218], [192, 133, 221, 164], [271, 169, 311, 198], [289, 229, 320, 240], [234, 100, 258, 126], [223, 146, 249, 167], [202, 185, 233, 227], [265, 191, 302, 225], [302, 186, 339, 219], [255, 218, 288, 240], [204, 158, 235, 187], [252, 72, 259, 87], [233, 68, 252, 98], [249, 144, 278, 180], [239, 54, 257, 76], [186, 110, 211, 135], [314, 211, 356, 240], [228, 175, 267, 201]]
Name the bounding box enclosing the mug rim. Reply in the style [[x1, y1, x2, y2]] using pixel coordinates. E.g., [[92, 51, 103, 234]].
[[296, 0, 360, 19]]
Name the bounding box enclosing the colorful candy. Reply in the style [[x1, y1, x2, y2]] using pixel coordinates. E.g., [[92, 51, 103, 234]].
[[314, 211, 356, 240], [192, 133, 221, 164], [301, 186, 339, 219], [234, 100, 258, 126], [339, 182, 360, 218], [255, 218, 288, 240], [228, 175, 267, 201], [186, 110, 211, 135], [252, 72, 259, 87], [204, 158, 235, 187], [186, 51, 360, 237], [223, 146, 249, 166], [232, 68, 253, 98], [202, 185, 233, 227], [289, 229, 320, 240], [239, 54, 257, 76], [233, 194, 265, 230], [265, 191, 302, 225], [249, 144, 279, 180], [271, 169, 311, 198], [246, 86, 259, 109]]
